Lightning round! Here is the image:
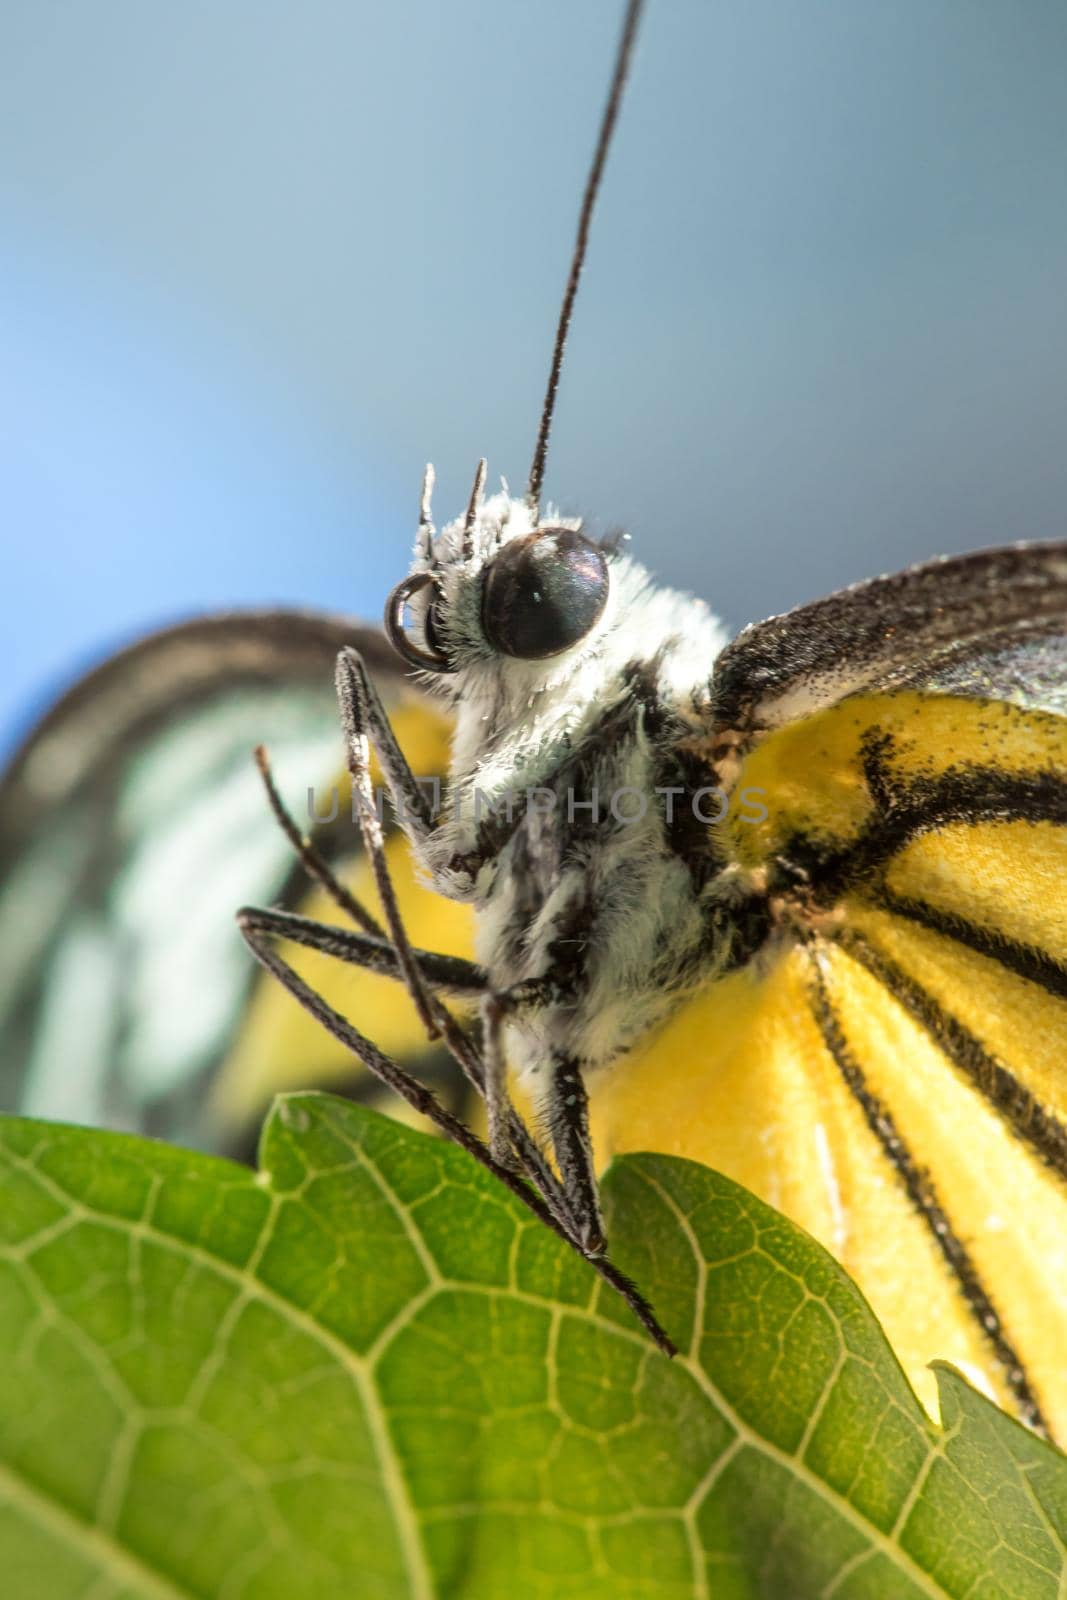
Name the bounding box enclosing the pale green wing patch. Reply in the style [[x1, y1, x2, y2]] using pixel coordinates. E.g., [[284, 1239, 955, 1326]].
[[0, 1095, 1063, 1600]]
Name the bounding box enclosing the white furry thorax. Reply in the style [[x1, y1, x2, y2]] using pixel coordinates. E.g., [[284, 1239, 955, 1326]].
[[392, 488, 731, 1082], [406, 491, 727, 889]]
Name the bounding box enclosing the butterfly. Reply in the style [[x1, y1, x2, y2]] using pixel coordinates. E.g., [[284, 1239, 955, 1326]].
[[2, 0, 1066, 1439]]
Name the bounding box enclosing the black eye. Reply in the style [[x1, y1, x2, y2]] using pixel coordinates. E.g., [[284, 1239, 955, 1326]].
[[481, 527, 609, 660]]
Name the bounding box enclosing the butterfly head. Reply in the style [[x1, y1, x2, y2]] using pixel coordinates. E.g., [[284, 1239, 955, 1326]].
[[385, 461, 613, 687]]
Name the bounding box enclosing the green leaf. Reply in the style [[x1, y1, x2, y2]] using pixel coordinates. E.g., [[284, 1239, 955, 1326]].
[[0, 1095, 1063, 1600]]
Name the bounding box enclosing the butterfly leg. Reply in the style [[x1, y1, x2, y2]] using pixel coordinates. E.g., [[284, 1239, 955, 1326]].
[[481, 975, 605, 1257], [237, 906, 589, 1248], [335, 646, 437, 845], [247, 692, 672, 1347], [239, 912, 567, 1226], [251, 729, 580, 1239], [335, 648, 443, 1041], [240, 906, 671, 1352], [236, 905, 488, 996], [480, 975, 570, 1169], [245, 744, 586, 1241], [480, 994, 518, 1168], [547, 1053, 605, 1257]]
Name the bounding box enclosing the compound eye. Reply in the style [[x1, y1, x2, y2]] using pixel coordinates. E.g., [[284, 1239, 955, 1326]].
[[384, 572, 454, 673], [481, 528, 609, 660]]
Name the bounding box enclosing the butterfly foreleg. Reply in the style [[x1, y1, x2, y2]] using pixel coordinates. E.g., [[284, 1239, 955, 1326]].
[[284, 667, 584, 1244], [240, 902, 670, 1352], [256, 655, 634, 1316], [481, 973, 605, 1257], [546, 1053, 605, 1257], [334, 645, 437, 846], [239, 912, 570, 1224], [237, 903, 583, 1241], [241, 824, 668, 1349], [335, 647, 442, 1039], [235, 905, 487, 995], [480, 972, 575, 1164]]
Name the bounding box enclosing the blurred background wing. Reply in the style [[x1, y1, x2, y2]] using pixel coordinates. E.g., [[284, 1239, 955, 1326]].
[[0, 612, 472, 1153]]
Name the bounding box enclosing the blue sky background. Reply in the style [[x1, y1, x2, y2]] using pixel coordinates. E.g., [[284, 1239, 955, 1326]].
[[3, 0, 1067, 751]]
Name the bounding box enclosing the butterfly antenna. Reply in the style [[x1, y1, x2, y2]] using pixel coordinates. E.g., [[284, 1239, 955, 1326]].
[[526, 0, 645, 518]]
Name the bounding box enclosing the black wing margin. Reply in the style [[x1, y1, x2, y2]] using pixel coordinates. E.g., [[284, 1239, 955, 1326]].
[[712, 540, 1067, 735]]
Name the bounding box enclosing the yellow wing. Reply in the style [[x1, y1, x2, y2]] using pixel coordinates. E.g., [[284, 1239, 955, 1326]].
[[592, 686, 1067, 1438]]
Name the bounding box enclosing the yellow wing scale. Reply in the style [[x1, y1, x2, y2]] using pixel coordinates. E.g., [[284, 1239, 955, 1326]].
[[846, 896, 1067, 1130], [819, 935, 1067, 1435], [587, 943, 1021, 1426], [723, 690, 1066, 868], [885, 819, 1067, 964], [595, 689, 1067, 1436]]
